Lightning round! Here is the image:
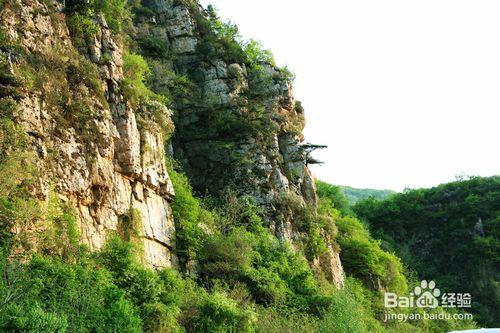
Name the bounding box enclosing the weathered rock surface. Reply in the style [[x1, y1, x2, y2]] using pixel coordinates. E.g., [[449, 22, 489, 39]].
[[136, 0, 344, 286], [1, 0, 175, 269]]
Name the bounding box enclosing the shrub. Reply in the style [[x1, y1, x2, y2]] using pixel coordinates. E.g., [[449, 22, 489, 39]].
[[142, 302, 182, 333], [121, 52, 167, 106], [274, 192, 329, 260], [316, 292, 365, 333], [316, 180, 352, 216], [184, 291, 256, 333], [66, 14, 98, 48], [136, 100, 175, 139], [0, 98, 17, 118], [117, 209, 143, 246], [39, 192, 80, 259], [213, 192, 265, 233], [66, 0, 135, 35], [94, 0, 132, 33], [198, 228, 256, 281], [255, 307, 317, 333], [121, 52, 153, 104], [138, 36, 171, 58], [0, 119, 34, 196], [66, 57, 106, 105], [157, 268, 186, 306], [101, 286, 143, 333], [354, 176, 500, 326], [168, 165, 214, 271], [0, 303, 68, 333], [244, 40, 274, 66], [316, 278, 387, 333], [0, 251, 143, 333], [146, 60, 194, 106], [98, 232, 138, 276], [0, 119, 38, 246], [335, 215, 407, 294], [198, 226, 321, 310]]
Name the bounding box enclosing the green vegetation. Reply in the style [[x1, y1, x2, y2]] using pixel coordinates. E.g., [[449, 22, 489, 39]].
[[66, 0, 175, 137], [66, 0, 136, 38], [316, 181, 353, 216], [0, 29, 23, 116], [274, 191, 331, 261], [316, 181, 478, 332], [354, 176, 500, 327], [121, 52, 166, 106], [341, 186, 395, 205], [146, 60, 194, 106], [0, 119, 37, 247], [168, 163, 210, 271], [2, 23, 106, 134], [317, 183, 407, 294]]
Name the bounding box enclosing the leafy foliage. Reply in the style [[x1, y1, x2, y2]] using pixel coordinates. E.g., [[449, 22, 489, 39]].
[[316, 180, 353, 216], [168, 165, 210, 271], [66, 0, 135, 35], [341, 186, 395, 205], [354, 176, 500, 326], [121, 52, 166, 106]]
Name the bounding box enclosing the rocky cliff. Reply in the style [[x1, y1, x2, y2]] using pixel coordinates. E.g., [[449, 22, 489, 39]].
[[1, 0, 175, 268], [134, 0, 320, 239], [0, 0, 344, 286]]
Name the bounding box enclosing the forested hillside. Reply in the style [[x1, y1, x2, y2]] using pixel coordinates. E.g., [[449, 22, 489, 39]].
[[340, 186, 395, 204], [355, 176, 500, 327]]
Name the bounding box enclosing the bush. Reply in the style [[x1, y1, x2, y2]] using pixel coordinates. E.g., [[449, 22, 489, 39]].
[[0, 303, 68, 333], [244, 40, 274, 66], [121, 52, 153, 104], [0, 98, 17, 118], [138, 36, 171, 58], [213, 192, 265, 233], [0, 250, 143, 333], [66, 14, 97, 48], [316, 291, 366, 333], [335, 215, 407, 294], [142, 302, 182, 333], [121, 53, 168, 108], [66, 0, 135, 35], [198, 225, 322, 311], [184, 292, 256, 333], [316, 180, 352, 217], [39, 192, 80, 259], [274, 192, 329, 261], [255, 307, 317, 333], [0, 119, 38, 246], [169, 167, 209, 270], [66, 57, 106, 105], [94, 0, 133, 33]]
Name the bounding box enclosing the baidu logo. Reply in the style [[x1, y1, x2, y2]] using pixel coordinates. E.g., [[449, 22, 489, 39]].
[[384, 280, 471, 309], [414, 280, 440, 308]]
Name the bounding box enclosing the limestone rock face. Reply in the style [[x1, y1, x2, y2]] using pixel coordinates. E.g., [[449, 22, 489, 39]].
[[136, 0, 344, 285], [1, 0, 176, 269], [314, 244, 345, 289]]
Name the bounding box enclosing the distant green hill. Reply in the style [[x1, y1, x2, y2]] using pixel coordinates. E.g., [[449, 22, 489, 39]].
[[339, 186, 395, 204], [354, 176, 500, 327]]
